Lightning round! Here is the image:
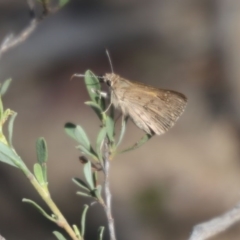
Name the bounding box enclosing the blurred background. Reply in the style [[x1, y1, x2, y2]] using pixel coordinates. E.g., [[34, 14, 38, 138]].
[[1, 0, 240, 239]]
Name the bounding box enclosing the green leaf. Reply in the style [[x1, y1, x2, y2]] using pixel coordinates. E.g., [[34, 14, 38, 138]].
[[98, 227, 105, 240], [94, 185, 102, 201], [81, 205, 89, 237], [84, 70, 101, 104], [77, 145, 98, 162], [116, 117, 128, 147], [65, 123, 91, 150], [36, 137, 48, 163], [33, 163, 45, 186], [96, 127, 107, 163], [8, 111, 17, 147], [36, 137, 48, 183], [0, 78, 12, 96], [85, 101, 103, 120], [53, 231, 67, 240], [84, 70, 106, 110], [72, 178, 90, 192], [0, 142, 24, 168], [83, 161, 94, 190], [105, 116, 115, 142], [23, 198, 55, 222], [119, 134, 153, 153], [76, 191, 91, 197], [73, 225, 81, 239]]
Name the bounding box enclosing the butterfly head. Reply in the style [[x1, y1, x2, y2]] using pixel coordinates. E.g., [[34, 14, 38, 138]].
[[103, 73, 120, 87]]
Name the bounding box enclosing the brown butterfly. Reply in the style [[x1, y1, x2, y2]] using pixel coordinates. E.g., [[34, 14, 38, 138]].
[[102, 73, 187, 135]]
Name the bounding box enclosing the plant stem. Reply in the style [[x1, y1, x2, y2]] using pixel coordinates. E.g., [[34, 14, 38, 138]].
[[23, 168, 80, 240], [103, 142, 117, 240]]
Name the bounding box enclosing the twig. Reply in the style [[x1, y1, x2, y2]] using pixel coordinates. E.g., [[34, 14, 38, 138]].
[[0, 0, 55, 59], [189, 202, 240, 240], [24, 171, 80, 240], [102, 141, 117, 240], [0, 19, 38, 59]]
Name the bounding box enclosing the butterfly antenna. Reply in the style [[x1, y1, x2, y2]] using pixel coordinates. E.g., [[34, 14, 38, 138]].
[[70, 73, 104, 81], [106, 49, 114, 73]]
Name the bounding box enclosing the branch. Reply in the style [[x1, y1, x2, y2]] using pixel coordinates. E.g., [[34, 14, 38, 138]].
[[0, 19, 38, 58], [0, 0, 56, 59], [189, 202, 240, 240], [102, 141, 117, 240]]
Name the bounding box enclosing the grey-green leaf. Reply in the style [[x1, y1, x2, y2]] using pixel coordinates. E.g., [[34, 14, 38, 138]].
[[65, 123, 91, 150], [0, 142, 24, 168], [85, 101, 103, 120], [53, 231, 67, 240], [77, 145, 98, 162], [84, 70, 101, 104], [116, 117, 128, 147], [81, 205, 89, 237], [98, 227, 105, 240], [33, 163, 45, 186], [0, 78, 12, 96], [23, 198, 55, 222], [8, 111, 17, 147], [72, 178, 90, 192], [83, 161, 94, 190], [36, 137, 48, 164], [96, 127, 107, 162], [76, 191, 91, 197], [94, 185, 102, 201], [105, 116, 115, 142], [119, 133, 153, 153]]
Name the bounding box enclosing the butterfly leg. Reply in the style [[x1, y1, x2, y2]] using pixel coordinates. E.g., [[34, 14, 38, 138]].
[[91, 88, 109, 98]]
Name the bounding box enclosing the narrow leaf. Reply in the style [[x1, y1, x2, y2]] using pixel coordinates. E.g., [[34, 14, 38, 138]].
[[65, 123, 91, 150], [23, 198, 55, 222], [96, 127, 106, 162], [116, 117, 128, 147], [8, 111, 17, 147], [85, 101, 102, 120], [72, 225, 81, 238], [98, 227, 105, 240], [0, 142, 24, 168], [36, 137, 48, 163], [33, 163, 45, 186], [84, 70, 105, 110], [83, 161, 94, 190], [81, 205, 89, 237], [0, 78, 12, 96], [105, 116, 115, 142], [53, 231, 67, 240], [72, 178, 90, 192], [36, 137, 48, 182], [84, 70, 101, 104], [77, 145, 98, 162], [94, 185, 103, 201], [76, 191, 91, 197], [119, 134, 153, 153]]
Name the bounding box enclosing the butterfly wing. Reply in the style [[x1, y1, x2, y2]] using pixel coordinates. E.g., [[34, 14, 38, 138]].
[[111, 79, 187, 135]]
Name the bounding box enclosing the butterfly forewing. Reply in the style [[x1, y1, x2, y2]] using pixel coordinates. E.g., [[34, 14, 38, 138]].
[[106, 74, 187, 135]]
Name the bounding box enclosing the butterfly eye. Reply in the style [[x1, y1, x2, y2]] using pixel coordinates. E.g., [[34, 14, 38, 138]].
[[106, 80, 111, 87]]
